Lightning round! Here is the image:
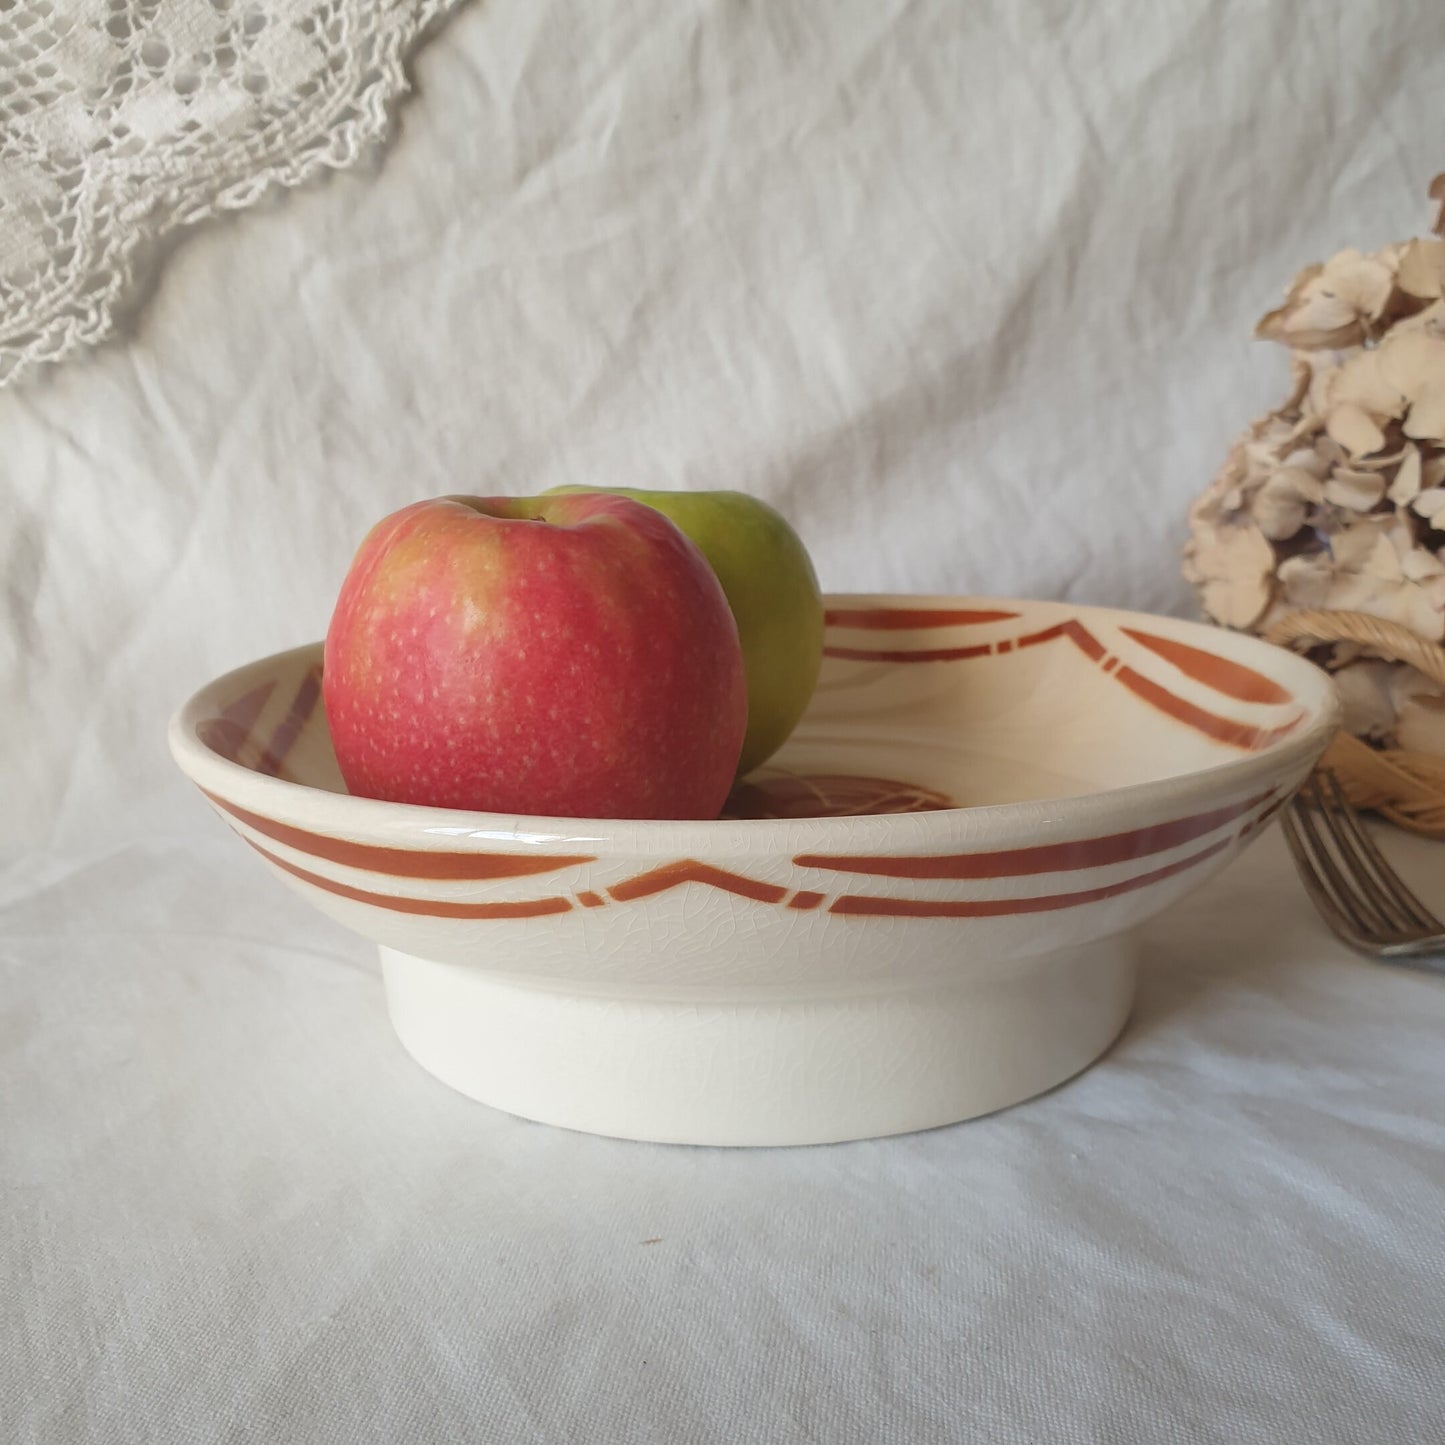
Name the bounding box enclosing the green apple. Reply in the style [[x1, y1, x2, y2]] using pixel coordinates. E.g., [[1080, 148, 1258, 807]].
[[547, 486, 824, 775]]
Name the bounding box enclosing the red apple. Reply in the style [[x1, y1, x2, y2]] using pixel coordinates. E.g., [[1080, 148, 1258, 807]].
[[323, 493, 748, 819]]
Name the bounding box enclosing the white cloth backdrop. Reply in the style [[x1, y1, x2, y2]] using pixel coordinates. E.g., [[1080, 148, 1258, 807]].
[[4, 1, 1445, 1440]]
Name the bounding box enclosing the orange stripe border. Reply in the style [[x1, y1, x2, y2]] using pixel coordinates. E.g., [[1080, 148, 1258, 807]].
[[204, 789, 595, 880]]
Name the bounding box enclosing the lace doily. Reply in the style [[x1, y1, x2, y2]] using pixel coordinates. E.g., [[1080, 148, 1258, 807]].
[[0, 0, 462, 387]]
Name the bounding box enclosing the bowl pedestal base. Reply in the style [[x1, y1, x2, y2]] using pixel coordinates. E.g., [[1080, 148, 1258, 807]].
[[380, 937, 1138, 1146]]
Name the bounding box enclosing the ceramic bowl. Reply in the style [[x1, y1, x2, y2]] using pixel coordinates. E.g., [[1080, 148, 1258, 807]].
[[169, 595, 1338, 1146]]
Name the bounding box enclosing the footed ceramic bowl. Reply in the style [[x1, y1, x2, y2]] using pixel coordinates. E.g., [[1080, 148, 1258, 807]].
[[169, 595, 1337, 1146]]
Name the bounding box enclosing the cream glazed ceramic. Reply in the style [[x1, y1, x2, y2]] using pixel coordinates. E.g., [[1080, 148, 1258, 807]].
[[169, 595, 1339, 1145]]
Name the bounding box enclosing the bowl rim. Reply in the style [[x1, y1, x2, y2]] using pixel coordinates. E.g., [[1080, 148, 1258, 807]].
[[169, 593, 1340, 856]]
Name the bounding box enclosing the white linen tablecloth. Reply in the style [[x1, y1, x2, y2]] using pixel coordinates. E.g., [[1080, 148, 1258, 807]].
[[4, 2, 1445, 1439], [6, 829, 1445, 1442]]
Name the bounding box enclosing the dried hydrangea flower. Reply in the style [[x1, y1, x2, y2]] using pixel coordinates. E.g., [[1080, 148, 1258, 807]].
[[1186, 175, 1445, 753]]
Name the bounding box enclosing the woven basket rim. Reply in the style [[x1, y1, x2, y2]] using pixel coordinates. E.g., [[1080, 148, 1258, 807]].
[[1263, 608, 1445, 839]]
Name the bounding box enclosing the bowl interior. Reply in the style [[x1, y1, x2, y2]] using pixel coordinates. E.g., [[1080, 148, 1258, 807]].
[[191, 596, 1333, 819]]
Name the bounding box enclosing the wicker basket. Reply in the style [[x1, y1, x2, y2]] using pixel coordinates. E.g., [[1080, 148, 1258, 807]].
[[1264, 609, 1445, 838]]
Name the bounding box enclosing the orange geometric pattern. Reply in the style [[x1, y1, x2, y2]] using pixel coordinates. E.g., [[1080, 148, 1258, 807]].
[[205, 790, 597, 879], [795, 790, 1273, 878], [214, 786, 1278, 924], [607, 860, 788, 904], [723, 773, 954, 819], [826, 615, 1305, 752], [1119, 628, 1292, 705], [828, 835, 1233, 917], [195, 607, 1295, 924]]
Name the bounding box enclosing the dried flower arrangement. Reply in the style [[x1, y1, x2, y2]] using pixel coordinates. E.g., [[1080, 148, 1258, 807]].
[[1185, 176, 1445, 835]]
